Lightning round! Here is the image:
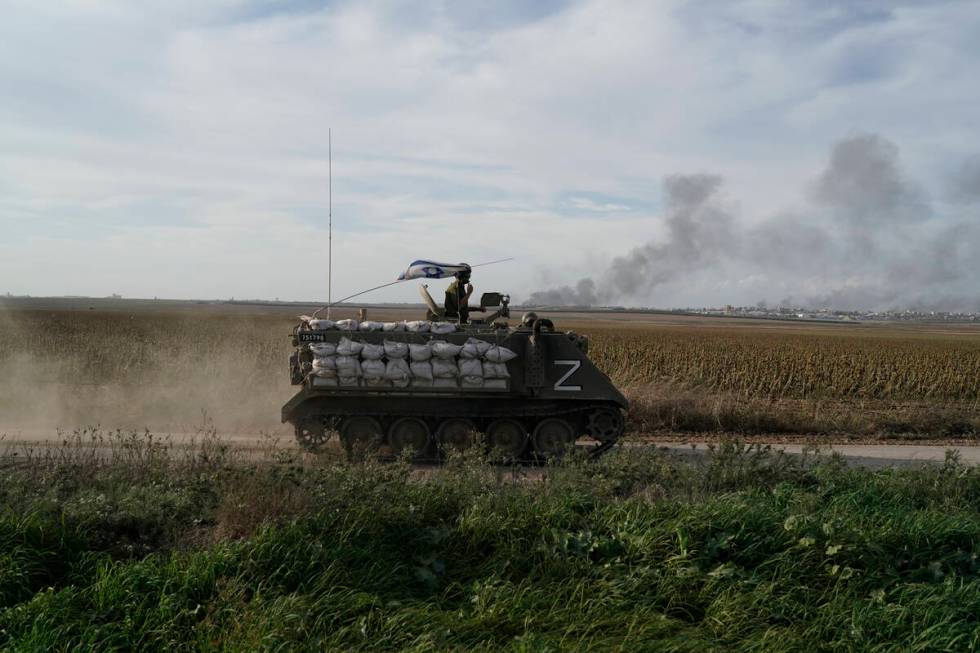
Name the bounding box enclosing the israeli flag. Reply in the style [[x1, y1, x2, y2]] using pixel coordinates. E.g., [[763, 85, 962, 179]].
[[398, 260, 471, 280]]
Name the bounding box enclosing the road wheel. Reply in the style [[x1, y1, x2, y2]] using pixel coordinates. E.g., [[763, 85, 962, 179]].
[[436, 418, 479, 453], [340, 416, 383, 460], [295, 415, 335, 452], [486, 419, 527, 461], [532, 418, 577, 458], [586, 407, 625, 442], [388, 417, 431, 460]]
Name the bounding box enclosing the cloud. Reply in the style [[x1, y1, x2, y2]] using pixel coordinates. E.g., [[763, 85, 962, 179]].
[[1, 1, 980, 306], [948, 155, 980, 204]]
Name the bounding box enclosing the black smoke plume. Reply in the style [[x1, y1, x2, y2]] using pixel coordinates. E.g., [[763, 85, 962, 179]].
[[526, 134, 980, 311]]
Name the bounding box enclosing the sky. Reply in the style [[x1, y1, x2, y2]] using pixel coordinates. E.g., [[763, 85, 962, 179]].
[[2, 0, 979, 310]]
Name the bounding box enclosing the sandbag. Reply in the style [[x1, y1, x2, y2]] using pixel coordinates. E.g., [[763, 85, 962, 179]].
[[382, 321, 406, 332], [431, 340, 463, 360], [309, 342, 337, 357], [409, 343, 432, 361], [411, 378, 434, 388], [361, 359, 386, 380], [335, 319, 359, 331], [430, 322, 456, 335], [461, 376, 484, 388], [410, 361, 434, 381], [405, 321, 430, 333], [458, 358, 483, 378], [364, 378, 390, 387], [360, 343, 385, 360], [359, 321, 384, 332], [335, 356, 362, 377], [432, 358, 458, 378], [484, 345, 518, 363], [309, 319, 335, 331], [483, 362, 510, 379], [312, 377, 338, 387], [339, 376, 359, 387], [336, 337, 364, 356], [484, 379, 508, 390], [460, 337, 492, 359], [385, 359, 411, 382], [312, 356, 337, 371], [310, 367, 337, 379], [383, 340, 409, 359]]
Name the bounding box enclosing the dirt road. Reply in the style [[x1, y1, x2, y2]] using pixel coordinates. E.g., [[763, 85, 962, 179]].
[[651, 442, 980, 468], [2, 426, 978, 468]]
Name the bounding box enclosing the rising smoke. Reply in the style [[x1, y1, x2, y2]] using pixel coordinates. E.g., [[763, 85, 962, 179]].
[[527, 134, 980, 311]]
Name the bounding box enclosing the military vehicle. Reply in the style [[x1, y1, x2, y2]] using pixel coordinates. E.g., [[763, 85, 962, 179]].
[[282, 289, 627, 460]]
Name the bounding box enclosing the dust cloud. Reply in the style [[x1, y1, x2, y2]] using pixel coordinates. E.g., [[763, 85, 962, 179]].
[[0, 305, 293, 440], [528, 134, 980, 311]]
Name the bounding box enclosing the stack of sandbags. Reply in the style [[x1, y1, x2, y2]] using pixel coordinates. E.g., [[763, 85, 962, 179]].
[[360, 339, 387, 384], [482, 342, 517, 389], [409, 342, 433, 387], [306, 335, 518, 390], [333, 337, 363, 385], [429, 340, 461, 388], [383, 339, 411, 387], [308, 341, 338, 387]]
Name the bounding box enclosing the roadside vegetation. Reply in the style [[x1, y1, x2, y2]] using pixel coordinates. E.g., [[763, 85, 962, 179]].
[[2, 430, 979, 651]]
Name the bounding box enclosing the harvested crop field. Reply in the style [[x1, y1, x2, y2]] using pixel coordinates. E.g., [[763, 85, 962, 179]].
[[1, 297, 978, 441]]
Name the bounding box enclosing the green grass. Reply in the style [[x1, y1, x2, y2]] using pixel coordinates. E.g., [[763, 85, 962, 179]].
[[2, 432, 980, 651]]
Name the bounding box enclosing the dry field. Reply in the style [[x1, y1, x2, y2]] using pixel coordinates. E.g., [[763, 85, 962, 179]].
[[1, 297, 979, 441]]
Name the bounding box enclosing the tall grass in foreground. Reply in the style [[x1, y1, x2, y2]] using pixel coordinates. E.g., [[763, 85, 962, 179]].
[[2, 431, 980, 651]]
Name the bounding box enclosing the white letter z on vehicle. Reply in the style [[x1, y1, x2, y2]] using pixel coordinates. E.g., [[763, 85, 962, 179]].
[[553, 360, 582, 391]]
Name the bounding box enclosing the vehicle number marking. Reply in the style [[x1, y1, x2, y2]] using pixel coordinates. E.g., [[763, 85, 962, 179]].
[[554, 360, 582, 391], [298, 332, 329, 342]]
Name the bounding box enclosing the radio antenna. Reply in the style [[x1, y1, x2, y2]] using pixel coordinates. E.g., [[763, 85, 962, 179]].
[[327, 128, 332, 319]]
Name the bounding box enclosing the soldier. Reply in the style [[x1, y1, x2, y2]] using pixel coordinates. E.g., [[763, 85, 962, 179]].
[[444, 268, 474, 323]]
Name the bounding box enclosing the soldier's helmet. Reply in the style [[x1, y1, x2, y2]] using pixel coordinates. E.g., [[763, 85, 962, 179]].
[[521, 311, 538, 326]]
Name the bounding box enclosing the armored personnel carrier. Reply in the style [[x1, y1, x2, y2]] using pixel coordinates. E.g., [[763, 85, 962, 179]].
[[282, 290, 627, 460]]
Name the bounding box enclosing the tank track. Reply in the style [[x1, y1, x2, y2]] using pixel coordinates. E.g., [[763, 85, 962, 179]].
[[291, 401, 624, 461]]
